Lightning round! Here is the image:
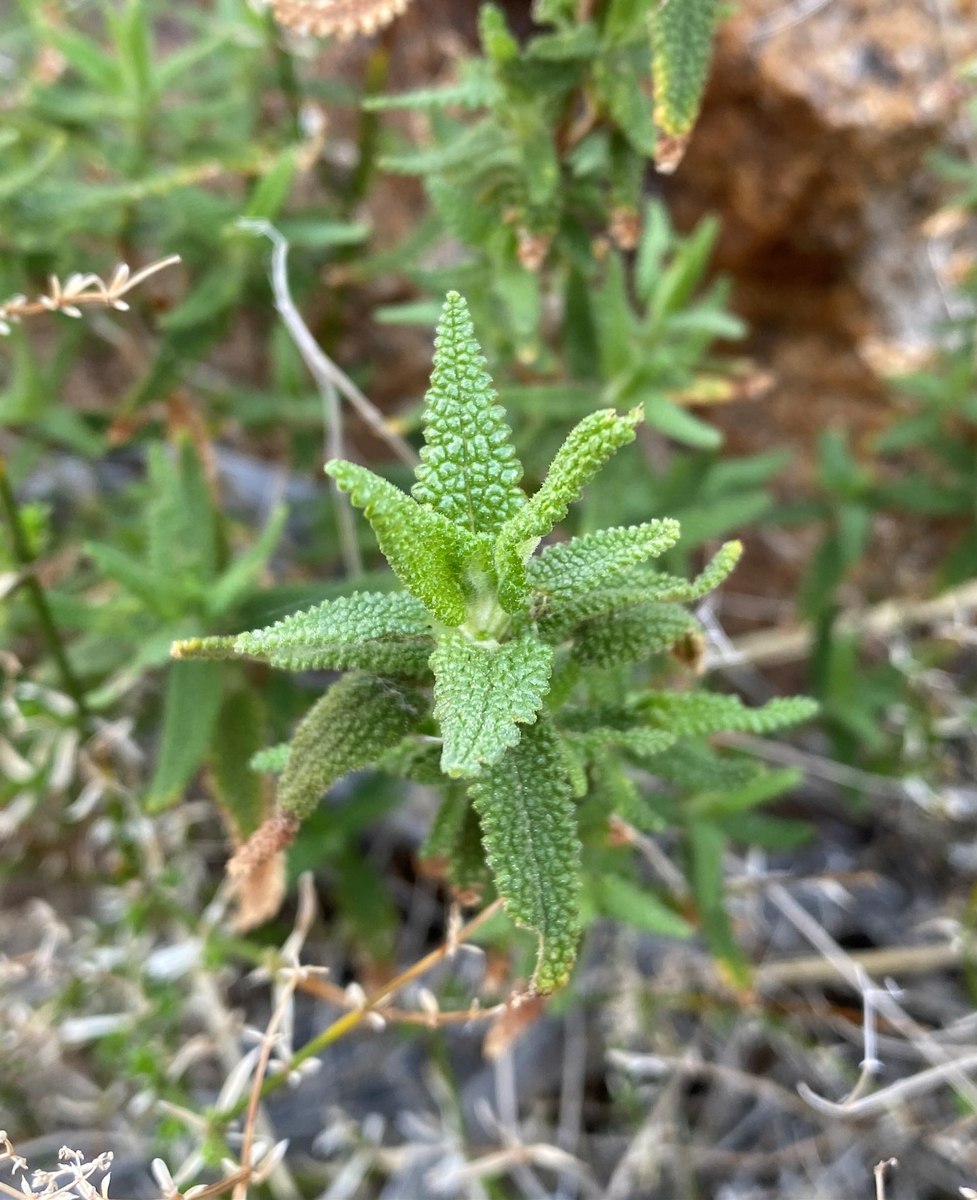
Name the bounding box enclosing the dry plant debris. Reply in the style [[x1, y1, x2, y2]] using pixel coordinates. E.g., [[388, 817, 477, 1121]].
[[270, 0, 412, 39], [0, 258, 181, 336]]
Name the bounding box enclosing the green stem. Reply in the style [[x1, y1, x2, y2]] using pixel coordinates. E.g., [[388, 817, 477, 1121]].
[[0, 454, 90, 726], [346, 39, 391, 212], [264, 9, 302, 142]]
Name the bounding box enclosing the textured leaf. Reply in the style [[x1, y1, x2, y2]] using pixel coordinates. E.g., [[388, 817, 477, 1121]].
[[146, 661, 224, 812], [537, 583, 661, 641], [619, 539, 742, 602], [412, 295, 526, 535], [278, 674, 426, 821], [378, 737, 444, 785], [572, 600, 698, 666], [363, 63, 496, 111], [237, 592, 433, 675], [651, 0, 719, 136], [649, 741, 761, 794], [470, 719, 582, 993], [637, 692, 819, 736], [173, 592, 435, 677], [566, 725, 676, 762], [495, 407, 642, 611], [527, 519, 680, 599], [432, 631, 554, 777], [326, 461, 473, 626]]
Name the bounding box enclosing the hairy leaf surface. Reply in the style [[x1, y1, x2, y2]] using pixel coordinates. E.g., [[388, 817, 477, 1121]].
[[278, 674, 426, 820], [637, 692, 819, 736], [174, 592, 434, 677], [527, 519, 680, 598], [432, 631, 553, 777], [235, 591, 433, 676], [651, 0, 718, 136], [495, 407, 641, 610], [470, 719, 581, 993], [571, 600, 698, 666], [412, 291, 525, 535], [619, 539, 742, 602], [326, 461, 472, 625]]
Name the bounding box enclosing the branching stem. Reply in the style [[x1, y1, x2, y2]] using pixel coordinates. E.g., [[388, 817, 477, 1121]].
[[217, 898, 504, 1123]]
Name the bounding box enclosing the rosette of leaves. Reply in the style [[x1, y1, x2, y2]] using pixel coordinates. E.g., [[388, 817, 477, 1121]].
[[175, 292, 814, 992]]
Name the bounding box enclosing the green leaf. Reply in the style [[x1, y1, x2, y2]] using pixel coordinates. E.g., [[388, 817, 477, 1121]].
[[479, 3, 520, 63], [0, 132, 66, 205], [718, 811, 811, 850], [595, 50, 656, 156], [250, 743, 290, 775], [278, 674, 426, 820], [44, 25, 124, 93], [528, 520, 681, 599], [642, 394, 721, 449], [632, 539, 742, 601], [651, 0, 719, 136], [686, 818, 748, 984], [432, 631, 554, 777], [206, 505, 288, 617], [637, 692, 819, 736], [592, 872, 693, 938], [422, 784, 491, 891], [326, 461, 472, 625], [176, 591, 435, 677], [411, 292, 526, 535], [470, 719, 582, 992], [210, 685, 266, 840], [495, 407, 642, 610], [572, 599, 697, 666], [86, 541, 179, 616], [687, 767, 801, 818], [146, 440, 219, 584], [243, 149, 298, 221], [566, 725, 676, 762], [146, 661, 224, 811]]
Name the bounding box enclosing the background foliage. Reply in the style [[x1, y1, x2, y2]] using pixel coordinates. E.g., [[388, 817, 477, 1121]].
[[3, 1, 977, 1197]]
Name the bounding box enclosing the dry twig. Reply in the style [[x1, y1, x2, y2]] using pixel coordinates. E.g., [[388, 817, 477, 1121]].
[[0, 258, 181, 336]]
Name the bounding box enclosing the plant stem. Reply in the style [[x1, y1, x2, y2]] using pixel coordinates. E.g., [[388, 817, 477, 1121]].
[[346, 38, 391, 212], [217, 898, 505, 1123], [264, 8, 302, 142], [0, 453, 90, 726]]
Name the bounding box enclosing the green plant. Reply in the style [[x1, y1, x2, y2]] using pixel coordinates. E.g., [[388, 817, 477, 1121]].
[[175, 292, 815, 992], [368, 1, 721, 362]]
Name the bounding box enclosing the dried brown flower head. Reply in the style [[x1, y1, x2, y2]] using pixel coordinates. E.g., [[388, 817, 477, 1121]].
[[271, 0, 412, 39]]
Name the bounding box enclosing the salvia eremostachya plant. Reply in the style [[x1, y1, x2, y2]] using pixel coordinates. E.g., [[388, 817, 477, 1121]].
[[173, 293, 815, 994]]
